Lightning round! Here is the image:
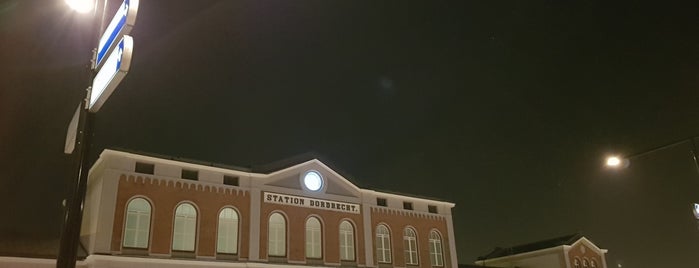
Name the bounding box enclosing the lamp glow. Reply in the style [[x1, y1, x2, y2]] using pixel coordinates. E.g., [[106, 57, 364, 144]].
[[65, 0, 94, 13], [606, 156, 622, 167]]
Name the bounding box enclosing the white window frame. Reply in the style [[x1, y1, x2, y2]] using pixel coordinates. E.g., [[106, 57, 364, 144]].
[[376, 225, 392, 263], [123, 197, 151, 249], [305, 217, 322, 259], [217, 207, 239, 254], [428, 230, 444, 267], [403, 227, 418, 265], [339, 221, 355, 261], [268, 212, 287, 257], [172, 203, 197, 251]]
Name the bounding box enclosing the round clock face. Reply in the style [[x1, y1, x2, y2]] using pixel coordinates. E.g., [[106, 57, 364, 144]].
[[303, 171, 323, 191]]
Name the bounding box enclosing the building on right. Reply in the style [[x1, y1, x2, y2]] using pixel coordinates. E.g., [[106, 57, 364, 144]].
[[475, 233, 608, 268]]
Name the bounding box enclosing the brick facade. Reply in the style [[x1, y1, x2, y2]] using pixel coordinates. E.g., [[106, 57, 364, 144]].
[[370, 208, 452, 268], [110, 174, 251, 258], [81, 150, 458, 268]]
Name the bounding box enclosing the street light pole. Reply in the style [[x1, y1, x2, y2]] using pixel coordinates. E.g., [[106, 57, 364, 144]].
[[604, 136, 699, 226], [605, 136, 699, 174], [57, 101, 95, 268], [57, 1, 108, 267]]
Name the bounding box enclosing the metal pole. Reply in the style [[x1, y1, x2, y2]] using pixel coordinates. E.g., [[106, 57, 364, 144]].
[[57, 1, 107, 267], [56, 95, 94, 268]]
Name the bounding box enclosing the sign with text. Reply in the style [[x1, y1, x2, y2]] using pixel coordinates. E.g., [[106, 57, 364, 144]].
[[95, 0, 139, 69], [90, 35, 133, 112], [264, 192, 360, 214]]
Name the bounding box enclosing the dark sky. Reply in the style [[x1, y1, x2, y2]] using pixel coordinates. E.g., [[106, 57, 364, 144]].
[[2, 0, 699, 266]]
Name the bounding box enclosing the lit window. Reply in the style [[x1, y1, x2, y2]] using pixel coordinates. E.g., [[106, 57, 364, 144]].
[[428, 230, 443, 267], [339, 221, 355, 261], [217, 208, 239, 254], [268, 213, 286, 256], [376, 225, 392, 263], [404, 228, 419, 265], [123, 198, 151, 248], [305, 217, 322, 258], [172, 203, 197, 251]]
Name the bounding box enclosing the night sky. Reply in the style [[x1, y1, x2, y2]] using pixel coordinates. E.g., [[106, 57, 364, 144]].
[[1, 0, 699, 267]]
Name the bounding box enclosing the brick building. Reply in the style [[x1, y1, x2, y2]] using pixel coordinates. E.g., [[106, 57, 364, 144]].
[[74, 149, 458, 268], [475, 234, 608, 268]]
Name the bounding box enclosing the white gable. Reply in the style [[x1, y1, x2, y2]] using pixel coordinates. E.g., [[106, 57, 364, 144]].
[[261, 159, 362, 201]]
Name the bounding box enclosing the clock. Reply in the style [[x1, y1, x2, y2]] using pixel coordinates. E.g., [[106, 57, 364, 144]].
[[303, 171, 323, 192]]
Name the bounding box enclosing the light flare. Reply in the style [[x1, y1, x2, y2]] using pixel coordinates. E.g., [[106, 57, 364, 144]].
[[65, 0, 94, 13], [605, 156, 622, 167]]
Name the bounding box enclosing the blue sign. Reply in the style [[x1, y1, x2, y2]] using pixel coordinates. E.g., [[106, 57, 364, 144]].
[[90, 35, 133, 112], [95, 0, 139, 69]]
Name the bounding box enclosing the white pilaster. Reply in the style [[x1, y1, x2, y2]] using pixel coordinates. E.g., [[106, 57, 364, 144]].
[[249, 187, 262, 261], [362, 203, 374, 267], [445, 212, 458, 268]]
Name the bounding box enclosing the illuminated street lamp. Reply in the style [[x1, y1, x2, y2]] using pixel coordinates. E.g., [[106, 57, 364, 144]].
[[605, 156, 624, 168], [65, 0, 94, 14], [604, 136, 699, 221], [604, 137, 699, 170]]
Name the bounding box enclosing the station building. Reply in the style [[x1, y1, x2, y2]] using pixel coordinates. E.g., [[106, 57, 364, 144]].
[[72, 149, 458, 268]]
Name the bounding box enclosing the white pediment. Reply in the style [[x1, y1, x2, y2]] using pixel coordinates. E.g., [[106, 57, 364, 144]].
[[263, 159, 362, 199]]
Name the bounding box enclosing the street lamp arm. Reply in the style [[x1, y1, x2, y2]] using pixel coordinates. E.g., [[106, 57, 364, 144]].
[[606, 136, 699, 174], [621, 136, 699, 160]]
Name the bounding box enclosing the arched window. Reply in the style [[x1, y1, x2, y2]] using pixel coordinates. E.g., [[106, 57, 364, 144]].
[[305, 217, 322, 258], [590, 259, 597, 268], [123, 198, 151, 248], [172, 203, 197, 251], [376, 225, 392, 263], [428, 230, 444, 267], [582, 258, 589, 268], [403, 227, 418, 265], [268, 213, 286, 257], [573, 258, 581, 268], [339, 221, 355, 261], [217, 208, 239, 254]]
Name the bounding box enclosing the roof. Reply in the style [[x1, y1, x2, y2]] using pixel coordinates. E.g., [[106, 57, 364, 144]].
[[103, 148, 455, 204], [478, 233, 584, 260], [108, 147, 253, 172]]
